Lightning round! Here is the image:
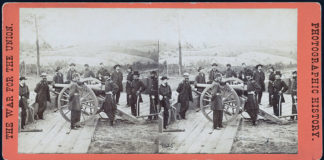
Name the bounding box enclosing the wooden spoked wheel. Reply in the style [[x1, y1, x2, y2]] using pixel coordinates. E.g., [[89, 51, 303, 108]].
[[58, 84, 99, 122], [200, 82, 241, 124]]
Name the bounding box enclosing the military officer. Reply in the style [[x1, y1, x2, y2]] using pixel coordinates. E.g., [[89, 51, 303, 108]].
[[289, 71, 297, 120], [112, 64, 123, 105], [253, 64, 265, 105], [267, 67, 276, 107], [238, 63, 252, 83], [83, 64, 95, 78], [148, 71, 159, 120], [130, 71, 146, 116], [224, 64, 237, 78], [159, 76, 172, 129], [96, 73, 119, 126], [210, 73, 224, 130], [96, 62, 109, 83], [244, 70, 261, 125], [69, 73, 83, 129], [125, 67, 134, 107], [271, 71, 289, 116], [19, 76, 30, 129], [208, 63, 222, 83], [194, 66, 206, 111], [66, 63, 77, 83], [176, 72, 193, 119], [34, 73, 51, 120]]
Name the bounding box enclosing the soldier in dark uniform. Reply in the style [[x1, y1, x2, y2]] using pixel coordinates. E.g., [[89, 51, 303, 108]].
[[96, 73, 119, 126], [126, 67, 133, 107], [66, 63, 77, 83], [224, 64, 237, 78], [83, 64, 95, 78], [69, 73, 83, 129], [112, 64, 123, 105], [267, 67, 276, 107], [53, 66, 64, 108], [130, 71, 146, 116], [148, 71, 159, 120], [176, 72, 193, 119], [238, 63, 252, 83], [194, 66, 206, 111], [271, 71, 289, 116], [289, 71, 297, 120], [19, 77, 29, 129], [34, 73, 51, 120], [244, 70, 261, 125], [210, 73, 224, 131], [208, 63, 222, 83], [96, 62, 109, 83], [159, 76, 172, 129], [253, 64, 265, 105]]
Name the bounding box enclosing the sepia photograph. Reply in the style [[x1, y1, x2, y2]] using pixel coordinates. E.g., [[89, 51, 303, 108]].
[[18, 8, 160, 154], [18, 8, 297, 154], [157, 9, 298, 154]]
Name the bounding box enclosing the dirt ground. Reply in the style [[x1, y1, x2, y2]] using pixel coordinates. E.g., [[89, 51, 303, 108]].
[[88, 118, 159, 154], [231, 119, 298, 154]]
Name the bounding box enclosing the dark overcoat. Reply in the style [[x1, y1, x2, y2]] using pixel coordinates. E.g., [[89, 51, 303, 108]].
[[195, 73, 206, 92], [19, 84, 30, 109], [272, 79, 289, 103], [268, 72, 276, 93], [112, 71, 123, 92], [244, 80, 261, 110], [209, 69, 222, 82], [68, 83, 81, 111], [126, 72, 133, 94], [34, 80, 51, 103], [224, 69, 237, 78], [101, 80, 119, 119], [159, 84, 172, 109], [176, 81, 193, 103], [130, 79, 146, 103], [53, 72, 64, 84], [210, 83, 224, 111], [253, 70, 265, 91]]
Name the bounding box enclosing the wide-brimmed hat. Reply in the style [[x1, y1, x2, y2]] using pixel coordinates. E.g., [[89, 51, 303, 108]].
[[161, 76, 169, 80], [183, 72, 190, 77], [113, 64, 121, 69], [40, 72, 47, 77], [226, 64, 231, 67], [69, 63, 76, 67], [150, 71, 157, 75], [198, 66, 204, 72], [275, 71, 282, 76], [19, 76, 27, 81], [211, 63, 218, 67], [292, 71, 297, 74], [255, 64, 263, 69], [133, 71, 140, 76]]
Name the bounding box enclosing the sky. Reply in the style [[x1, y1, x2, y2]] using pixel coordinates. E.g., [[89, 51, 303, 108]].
[[20, 8, 297, 47]]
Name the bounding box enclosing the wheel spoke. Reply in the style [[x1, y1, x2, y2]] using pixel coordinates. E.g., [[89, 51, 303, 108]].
[[223, 99, 236, 104], [202, 104, 211, 109], [223, 93, 233, 101], [60, 99, 69, 102], [81, 99, 95, 104], [64, 110, 71, 115], [207, 110, 213, 115], [203, 98, 211, 102], [60, 104, 69, 109]]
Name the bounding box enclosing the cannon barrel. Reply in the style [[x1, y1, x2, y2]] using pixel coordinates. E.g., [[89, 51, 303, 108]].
[[195, 83, 246, 91]]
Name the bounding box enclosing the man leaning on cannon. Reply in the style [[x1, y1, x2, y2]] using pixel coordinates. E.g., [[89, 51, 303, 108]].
[[148, 71, 159, 121], [208, 63, 222, 83], [112, 64, 123, 105], [130, 71, 146, 116], [244, 70, 261, 125], [19, 76, 30, 129], [176, 72, 193, 120], [194, 66, 206, 112], [271, 71, 288, 117], [66, 63, 78, 83], [34, 73, 51, 120], [96, 73, 119, 126]]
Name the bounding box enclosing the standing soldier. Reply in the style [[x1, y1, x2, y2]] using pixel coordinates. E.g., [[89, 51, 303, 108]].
[[96, 62, 109, 83], [130, 71, 146, 116], [66, 63, 77, 83], [244, 70, 261, 125], [125, 67, 134, 107], [224, 64, 237, 78], [69, 73, 83, 130], [289, 71, 297, 120], [96, 73, 119, 126], [148, 71, 159, 121], [176, 72, 193, 120], [53, 66, 64, 109], [267, 67, 276, 107], [34, 73, 51, 120], [238, 63, 252, 83], [271, 71, 289, 116], [194, 66, 206, 112], [19, 77, 29, 129], [208, 63, 222, 83], [253, 64, 265, 105], [159, 76, 172, 129], [112, 64, 123, 105], [210, 73, 224, 132], [83, 64, 95, 78]]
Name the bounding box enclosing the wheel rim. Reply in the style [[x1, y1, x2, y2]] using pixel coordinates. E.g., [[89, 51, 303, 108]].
[[58, 84, 99, 122], [200, 83, 241, 124]]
